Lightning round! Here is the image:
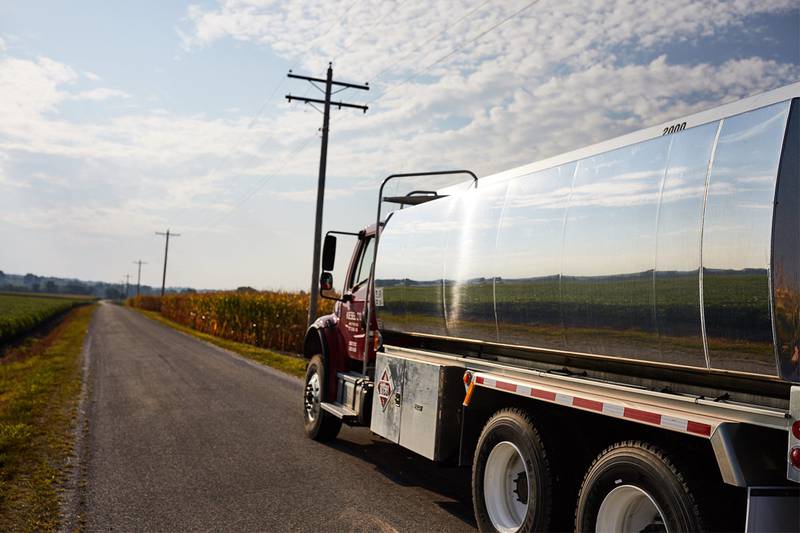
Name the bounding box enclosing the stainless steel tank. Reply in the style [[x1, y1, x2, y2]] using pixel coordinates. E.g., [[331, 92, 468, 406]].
[[375, 92, 800, 384]]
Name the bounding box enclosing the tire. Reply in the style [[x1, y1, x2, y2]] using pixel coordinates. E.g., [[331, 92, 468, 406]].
[[472, 408, 553, 532], [303, 354, 341, 441], [575, 441, 704, 533]]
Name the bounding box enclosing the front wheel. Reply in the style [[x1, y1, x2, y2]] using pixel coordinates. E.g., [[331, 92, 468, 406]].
[[575, 441, 704, 533], [303, 355, 341, 441], [472, 408, 553, 532]]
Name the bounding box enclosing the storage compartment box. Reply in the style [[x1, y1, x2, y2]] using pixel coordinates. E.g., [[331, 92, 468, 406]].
[[370, 352, 463, 461]]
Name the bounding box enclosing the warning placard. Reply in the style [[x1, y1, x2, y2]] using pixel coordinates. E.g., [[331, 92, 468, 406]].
[[377, 367, 394, 411]]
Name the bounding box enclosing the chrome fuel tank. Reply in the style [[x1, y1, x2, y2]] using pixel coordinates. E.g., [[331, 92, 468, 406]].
[[375, 89, 800, 383]]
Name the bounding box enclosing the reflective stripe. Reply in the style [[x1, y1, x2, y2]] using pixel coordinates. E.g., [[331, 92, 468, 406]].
[[473, 373, 714, 438]]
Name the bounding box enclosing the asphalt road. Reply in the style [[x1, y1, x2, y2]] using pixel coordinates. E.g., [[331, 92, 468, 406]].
[[84, 303, 475, 532]]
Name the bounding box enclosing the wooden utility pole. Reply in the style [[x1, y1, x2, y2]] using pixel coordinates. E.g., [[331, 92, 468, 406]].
[[155, 229, 180, 297], [132, 260, 147, 297], [285, 63, 369, 326]]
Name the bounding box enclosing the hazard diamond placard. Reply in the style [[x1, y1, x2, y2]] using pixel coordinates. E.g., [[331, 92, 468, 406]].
[[377, 367, 394, 411]]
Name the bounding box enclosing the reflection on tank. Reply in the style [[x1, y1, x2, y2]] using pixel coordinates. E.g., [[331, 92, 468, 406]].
[[374, 99, 796, 380], [380, 268, 775, 369]]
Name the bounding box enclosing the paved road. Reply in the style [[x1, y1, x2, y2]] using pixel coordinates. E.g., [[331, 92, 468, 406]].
[[84, 303, 474, 532]]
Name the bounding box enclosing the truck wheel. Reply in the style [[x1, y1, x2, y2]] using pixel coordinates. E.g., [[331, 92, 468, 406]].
[[575, 441, 703, 533], [303, 355, 341, 441], [472, 408, 553, 532]]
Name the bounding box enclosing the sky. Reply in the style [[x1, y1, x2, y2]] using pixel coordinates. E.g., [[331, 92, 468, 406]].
[[0, 0, 798, 291]]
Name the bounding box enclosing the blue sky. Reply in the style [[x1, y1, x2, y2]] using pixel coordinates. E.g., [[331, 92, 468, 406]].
[[0, 0, 798, 290]]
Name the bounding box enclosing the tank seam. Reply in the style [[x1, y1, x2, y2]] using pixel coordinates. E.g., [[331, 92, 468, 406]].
[[699, 120, 724, 370]]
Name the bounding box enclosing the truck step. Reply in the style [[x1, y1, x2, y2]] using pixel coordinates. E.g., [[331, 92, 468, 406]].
[[320, 401, 360, 423]]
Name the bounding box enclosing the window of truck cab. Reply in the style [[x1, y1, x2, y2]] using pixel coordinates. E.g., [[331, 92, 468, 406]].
[[349, 236, 375, 291]]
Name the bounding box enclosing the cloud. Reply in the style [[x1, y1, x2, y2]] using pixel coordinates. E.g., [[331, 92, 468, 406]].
[[273, 187, 357, 202], [70, 87, 131, 101], [0, 36, 6, 53], [83, 70, 101, 81]]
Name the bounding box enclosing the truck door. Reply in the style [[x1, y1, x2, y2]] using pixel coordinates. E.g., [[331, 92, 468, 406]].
[[339, 235, 375, 363]]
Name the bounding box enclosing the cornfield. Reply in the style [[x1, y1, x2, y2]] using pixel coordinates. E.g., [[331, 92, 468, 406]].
[[128, 292, 334, 353]]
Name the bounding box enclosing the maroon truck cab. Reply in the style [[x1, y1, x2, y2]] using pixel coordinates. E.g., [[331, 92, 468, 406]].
[[304, 226, 379, 403]]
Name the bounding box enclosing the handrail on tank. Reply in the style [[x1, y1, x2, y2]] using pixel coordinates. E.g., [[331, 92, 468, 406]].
[[360, 170, 478, 376]]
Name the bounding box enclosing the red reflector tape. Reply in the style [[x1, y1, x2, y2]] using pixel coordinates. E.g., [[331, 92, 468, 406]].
[[495, 380, 517, 393], [531, 388, 556, 401], [573, 397, 604, 412], [624, 407, 662, 425], [686, 421, 712, 437], [471, 372, 716, 438]]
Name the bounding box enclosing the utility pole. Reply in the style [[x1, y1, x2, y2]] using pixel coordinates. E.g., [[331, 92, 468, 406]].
[[285, 62, 369, 326], [132, 260, 147, 297], [155, 229, 180, 297]]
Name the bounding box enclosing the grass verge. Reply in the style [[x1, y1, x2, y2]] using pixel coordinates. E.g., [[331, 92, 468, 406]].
[[0, 304, 95, 532], [133, 309, 307, 379]]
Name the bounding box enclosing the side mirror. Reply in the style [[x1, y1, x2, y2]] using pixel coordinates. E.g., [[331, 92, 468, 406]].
[[322, 235, 336, 272], [319, 271, 334, 292]]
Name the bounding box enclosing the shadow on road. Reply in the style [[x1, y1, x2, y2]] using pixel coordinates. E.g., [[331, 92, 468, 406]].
[[329, 427, 476, 530]]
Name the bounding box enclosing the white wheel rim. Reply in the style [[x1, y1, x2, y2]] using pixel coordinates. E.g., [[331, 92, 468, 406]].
[[304, 372, 320, 422], [595, 485, 669, 533], [483, 441, 530, 533]]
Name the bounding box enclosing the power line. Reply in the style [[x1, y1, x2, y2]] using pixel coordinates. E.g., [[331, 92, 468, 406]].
[[366, 0, 541, 106], [194, 1, 540, 236], [335, 0, 408, 62], [196, 135, 318, 232], [309, 0, 540, 198], [367, 0, 493, 83], [188, 1, 480, 232]]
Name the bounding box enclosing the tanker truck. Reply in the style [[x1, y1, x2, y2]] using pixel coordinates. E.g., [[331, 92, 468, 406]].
[[301, 82, 800, 532]]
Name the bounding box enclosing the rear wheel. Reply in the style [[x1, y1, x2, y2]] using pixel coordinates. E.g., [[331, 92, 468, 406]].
[[575, 441, 704, 533], [303, 355, 341, 441], [472, 408, 553, 532]]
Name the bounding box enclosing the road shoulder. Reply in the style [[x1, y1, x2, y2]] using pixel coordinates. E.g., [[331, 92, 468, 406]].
[[0, 304, 96, 532]]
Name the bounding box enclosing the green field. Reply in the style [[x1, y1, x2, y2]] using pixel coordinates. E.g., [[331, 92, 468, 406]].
[[0, 294, 91, 345]]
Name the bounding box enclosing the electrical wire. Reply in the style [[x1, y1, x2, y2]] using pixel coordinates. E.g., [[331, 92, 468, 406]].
[[367, 0, 493, 84], [198, 0, 542, 231], [197, 135, 319, 232], [366, 0, 541, 106]]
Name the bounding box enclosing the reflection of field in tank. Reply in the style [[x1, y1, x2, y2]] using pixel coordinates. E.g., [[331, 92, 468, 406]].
[[380, 270, 768, 308], [377, 270, 776, 374]]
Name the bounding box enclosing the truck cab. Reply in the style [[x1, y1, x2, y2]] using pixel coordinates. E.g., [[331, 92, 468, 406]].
[[301, 225, 379, 439]]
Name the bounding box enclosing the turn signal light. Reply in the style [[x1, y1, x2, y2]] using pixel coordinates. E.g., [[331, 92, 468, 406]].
[[791, 447, 800, 470], [792, 420, 800, 440]]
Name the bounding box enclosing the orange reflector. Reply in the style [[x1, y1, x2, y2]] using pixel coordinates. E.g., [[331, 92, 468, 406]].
[[463, 380, 476, 407], [373, 333, 381, 351]]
